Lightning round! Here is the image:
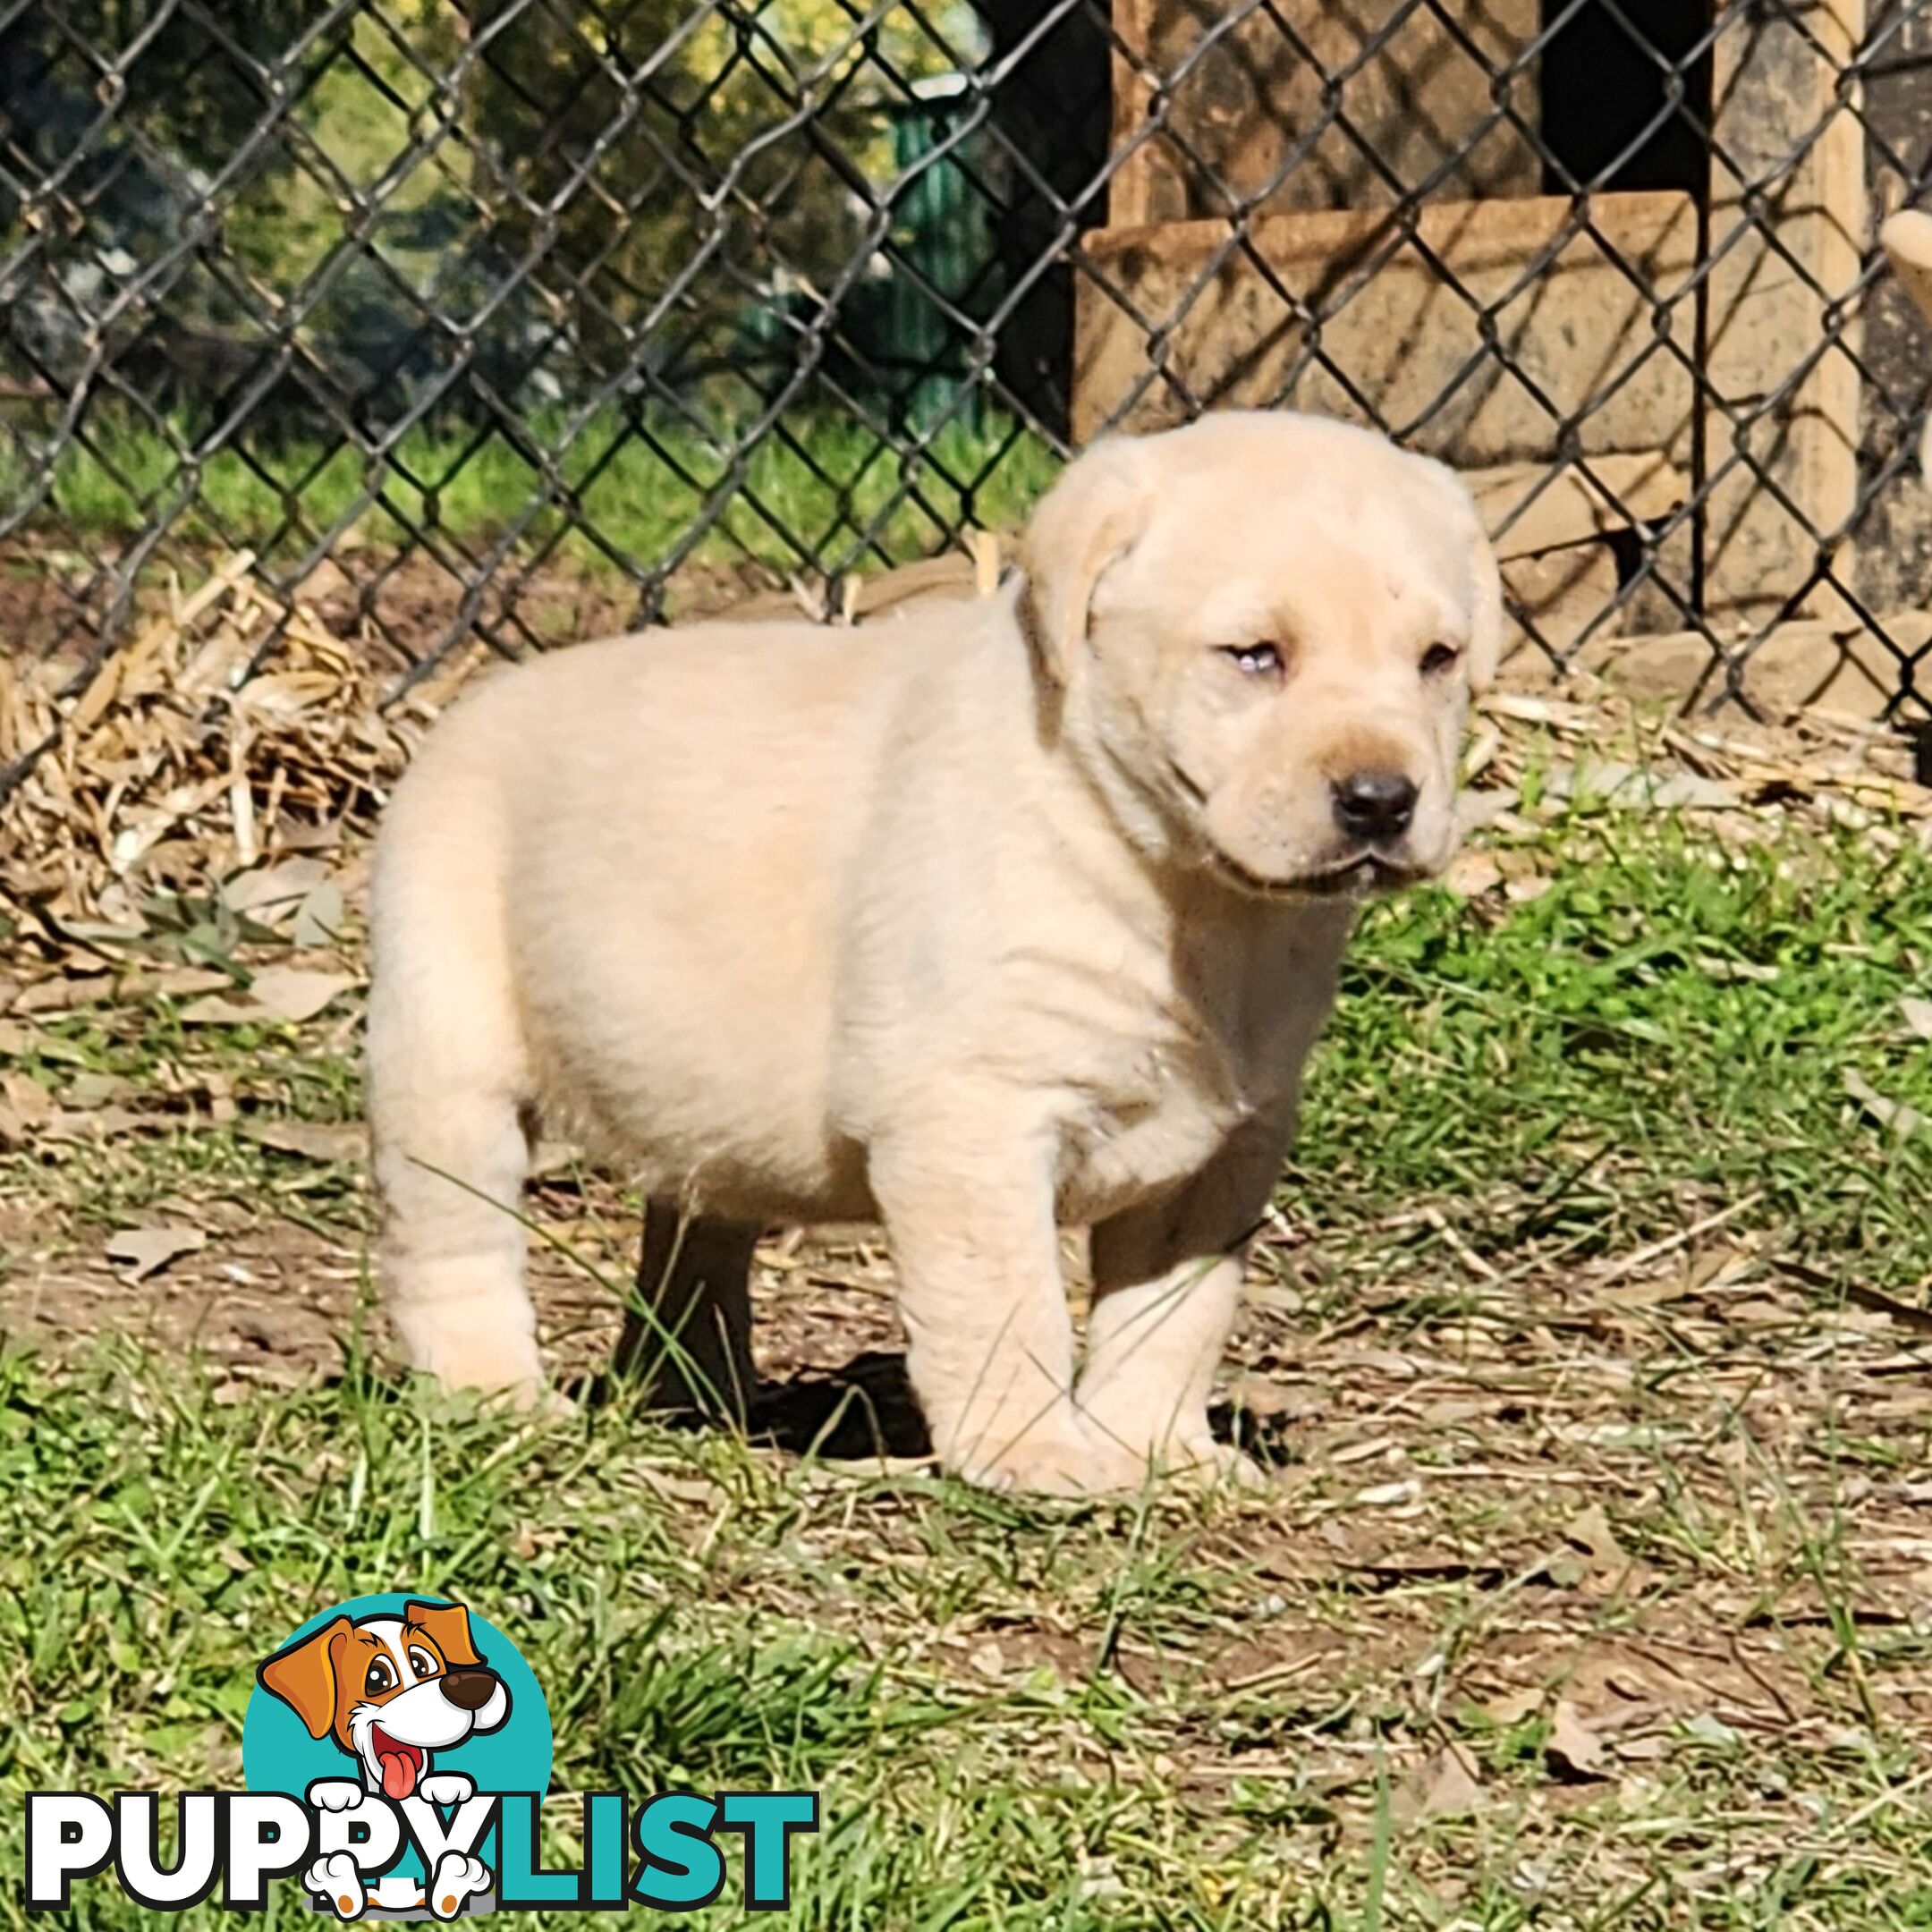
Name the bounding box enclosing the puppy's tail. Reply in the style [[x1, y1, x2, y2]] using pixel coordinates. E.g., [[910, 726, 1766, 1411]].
[[365, 741, 540, 1392]]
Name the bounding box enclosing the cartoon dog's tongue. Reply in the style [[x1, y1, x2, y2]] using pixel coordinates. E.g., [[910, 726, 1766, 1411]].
[[371, 1727, 420, 1800]]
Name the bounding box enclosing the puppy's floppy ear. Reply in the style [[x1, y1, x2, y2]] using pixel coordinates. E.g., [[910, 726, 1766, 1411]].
[[1021, 436, 1153, 687], [1465, 520, 1505, 696], [1419, 454, 1505, 694], [404, 1599, 484, 1670], [258, 1615, 352, 1740]]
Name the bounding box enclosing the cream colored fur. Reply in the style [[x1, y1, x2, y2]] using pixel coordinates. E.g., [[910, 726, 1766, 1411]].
[[1883, 211, 1932, 483], [366, 410, 1502, 1494]]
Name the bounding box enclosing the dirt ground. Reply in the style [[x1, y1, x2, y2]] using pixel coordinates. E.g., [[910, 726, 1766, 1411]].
[[10, 1055, 1932, 1789]]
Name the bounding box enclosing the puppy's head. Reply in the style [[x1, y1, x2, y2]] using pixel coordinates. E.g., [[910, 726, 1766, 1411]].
[[1022, 411, 1502, 898], [258, 1600, 511, 1801]]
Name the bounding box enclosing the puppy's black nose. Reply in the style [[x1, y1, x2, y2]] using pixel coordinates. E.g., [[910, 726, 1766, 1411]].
[[1332, 770, 1419, 841], [441, 1669, 498, 1711]]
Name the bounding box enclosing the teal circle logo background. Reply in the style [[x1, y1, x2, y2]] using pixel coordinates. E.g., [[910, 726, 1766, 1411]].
[[242, 1594, 552, 1801]]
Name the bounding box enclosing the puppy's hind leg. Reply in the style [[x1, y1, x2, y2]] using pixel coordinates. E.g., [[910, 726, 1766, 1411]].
[[612, 1203, 758, 1424], [366, 815, 543, 1397]]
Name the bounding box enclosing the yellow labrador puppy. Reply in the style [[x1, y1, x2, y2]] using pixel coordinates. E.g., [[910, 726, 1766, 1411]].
[[367, 411, 1500, 1493]]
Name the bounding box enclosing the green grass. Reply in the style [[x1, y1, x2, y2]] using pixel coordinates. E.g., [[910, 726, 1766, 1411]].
[[1301, 807, 1932, 1294], [9, 402, 1060, 585], [8, 775, 1932, 1927], [9, 1343, 1930, 1932]]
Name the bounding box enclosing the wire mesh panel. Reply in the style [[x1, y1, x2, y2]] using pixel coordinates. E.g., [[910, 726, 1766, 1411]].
[[3, 0, 1931, 798]]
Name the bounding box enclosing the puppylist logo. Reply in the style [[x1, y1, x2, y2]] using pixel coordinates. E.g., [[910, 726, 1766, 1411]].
[[25, 1593, 818, 1919]]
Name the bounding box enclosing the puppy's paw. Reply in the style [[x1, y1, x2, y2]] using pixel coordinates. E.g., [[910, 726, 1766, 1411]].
[[306, 1779, 367, 1814], [417, 1772, 475, 1807], [951, 1419, 1147, 1498], [428, 1852, 492, 1920], [411, 1362, 571, 1420], [304, 1852, 366, 1920], [400, 1309, 549, 1402]]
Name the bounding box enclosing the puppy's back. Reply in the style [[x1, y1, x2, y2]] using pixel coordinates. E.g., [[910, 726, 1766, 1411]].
[[370, 596, 1036, 1208]]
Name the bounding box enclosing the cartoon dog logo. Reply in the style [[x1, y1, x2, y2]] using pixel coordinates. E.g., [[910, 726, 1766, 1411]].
[[258, 1598, 511, 1919]]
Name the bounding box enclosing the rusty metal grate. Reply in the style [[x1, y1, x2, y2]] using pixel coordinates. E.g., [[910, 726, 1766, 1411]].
[[4, 0, 1931, 796]]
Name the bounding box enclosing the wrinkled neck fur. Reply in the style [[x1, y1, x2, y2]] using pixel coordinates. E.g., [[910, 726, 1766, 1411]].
[[1014, 573, 1066, 750], [1053, 679, 1199, 886]]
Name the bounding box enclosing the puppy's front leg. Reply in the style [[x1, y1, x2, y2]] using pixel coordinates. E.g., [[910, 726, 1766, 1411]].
[[1079, 1116, 1292, 1486], [870, 1131, 1139, 1496]]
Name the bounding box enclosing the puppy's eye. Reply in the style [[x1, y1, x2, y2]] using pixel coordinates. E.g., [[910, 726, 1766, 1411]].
[[365, 1657, 395, 1696], [407, 1647, 439, 1679], [1420, 642, 1462, 678], [1219, 641, 1284, 678]]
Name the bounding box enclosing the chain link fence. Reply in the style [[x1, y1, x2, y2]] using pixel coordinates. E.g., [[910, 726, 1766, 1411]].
[[4, 0, 1932, 798]]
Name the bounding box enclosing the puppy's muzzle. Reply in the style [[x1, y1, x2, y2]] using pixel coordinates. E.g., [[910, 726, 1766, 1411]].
[[1331, 768, 1418, 843], [441, 1669, 501, 1712]]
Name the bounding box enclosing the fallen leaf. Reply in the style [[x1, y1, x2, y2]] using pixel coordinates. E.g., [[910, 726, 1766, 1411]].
[[1455, 787, 1519, 833], [250, 965, 359, 1022], [1, 1072, 53, 1129], [62, 915, 148, 944], [1354, 1479, 1421, 1507], [13, 973, 115, 1014], [1546, 1699, 1608, 1779], [222, 857, 331, 920], [240, 1118, 363, 1163], [1544, 1551, 1587, 1589], [64, 1072, 134, 1111], [232, 1307, 320, 1354], [181, 968, 356, 1027], [1843, 1068, 1927, 1139], [150, 966, 239, 1000], [1903, 996, 1932, 1040], [277, 818, 345, 854], [1394, 1741, 1483, 1823], [1564, 1503, 1628, 1574], [106, 1224, 207, 1281], [179, 995, 263, 1026], [292, 879, 345, 948], [1482, 1685, 1544, 1726], [1483, 692, 1580, 727], [1341, 1547, 1509, 1585], [1594, 1275, 1697, 1311], [44, 1106, 148, 1141], [1648, 773, 1740, 809], [1613, 1733, 1669, 1762], [1442, 850, 1504, 898]]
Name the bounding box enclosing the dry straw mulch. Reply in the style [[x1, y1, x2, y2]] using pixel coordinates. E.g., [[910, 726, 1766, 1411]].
[[0, 552, 496, 938]]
